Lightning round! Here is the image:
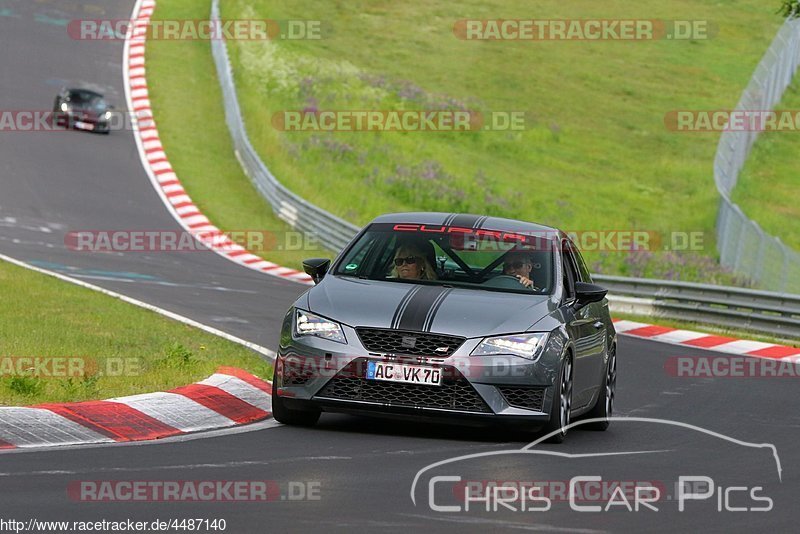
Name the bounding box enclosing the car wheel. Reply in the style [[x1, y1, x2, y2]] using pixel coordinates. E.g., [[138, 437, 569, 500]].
[[270, 369, 321, 426], [584, 345, 616, 431], [271, 393, 320, 426], [542, 354, 572, 443]]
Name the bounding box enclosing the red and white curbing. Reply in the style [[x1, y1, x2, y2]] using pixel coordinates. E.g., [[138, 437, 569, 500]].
[[0, 367, 272, 450], [613, 319, 800, 361], [124, 0, 313, 285]]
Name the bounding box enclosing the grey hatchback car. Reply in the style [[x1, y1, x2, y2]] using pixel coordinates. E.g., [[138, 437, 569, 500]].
[[272, 212, 617, 442]]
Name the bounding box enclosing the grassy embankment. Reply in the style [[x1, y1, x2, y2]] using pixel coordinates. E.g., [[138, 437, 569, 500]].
[[0, 260, 271, 405], [735, 76, 800, 252]]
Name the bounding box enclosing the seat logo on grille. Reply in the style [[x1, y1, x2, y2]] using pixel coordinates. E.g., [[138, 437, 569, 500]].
[[434, 347, 449, 353], [401, 336, 417, 348]]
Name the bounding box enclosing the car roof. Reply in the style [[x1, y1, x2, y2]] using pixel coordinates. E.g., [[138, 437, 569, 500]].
[[369, 212, 565, 237]]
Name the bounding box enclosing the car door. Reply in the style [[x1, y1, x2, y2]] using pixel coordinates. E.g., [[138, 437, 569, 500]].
[[567, 242, 607, 406], [559, 240, 603, 409], [559, 241, 590, 409]]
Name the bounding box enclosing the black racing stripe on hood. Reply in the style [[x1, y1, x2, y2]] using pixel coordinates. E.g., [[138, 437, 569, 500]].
[[450, 214, 482, 228], [422, 287, 453, 331], [397, 285, 452, 332], [390, 284, 421, 329], [442, 213, 457, 226]]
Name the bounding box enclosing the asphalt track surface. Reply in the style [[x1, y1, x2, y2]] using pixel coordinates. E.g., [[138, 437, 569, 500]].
[[0, 1, 797, 532]]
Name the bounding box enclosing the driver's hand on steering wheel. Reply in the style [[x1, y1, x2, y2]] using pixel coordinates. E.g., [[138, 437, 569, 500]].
[[515, 275, 534, 288]]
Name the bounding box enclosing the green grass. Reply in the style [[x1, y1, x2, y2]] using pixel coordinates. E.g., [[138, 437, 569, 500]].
[[206, 0, 780, 285], [0, 260, 272, 406], [734, 76, 800, 251], [145, 1, 327, 268]]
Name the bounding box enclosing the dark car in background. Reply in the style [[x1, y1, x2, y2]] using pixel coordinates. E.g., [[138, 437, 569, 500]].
[[52, 88, 114, 134], [272, 212, 617, 442]]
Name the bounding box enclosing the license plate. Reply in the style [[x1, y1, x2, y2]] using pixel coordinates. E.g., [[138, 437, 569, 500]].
[[75, 121, 94, 130], [366, 361, 442, 386]]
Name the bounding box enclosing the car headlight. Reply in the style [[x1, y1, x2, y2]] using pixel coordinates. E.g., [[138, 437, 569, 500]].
[[294, 309, 346, 343], [60, 102, 68, 112], [471, 332, 549, 360]]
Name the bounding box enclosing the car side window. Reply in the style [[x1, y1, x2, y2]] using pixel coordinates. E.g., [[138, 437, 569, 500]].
[[561, 241, 577, 301], [346, 238, 373, 269], [567, 241, 592, 282], [337, 233, 383, 277]]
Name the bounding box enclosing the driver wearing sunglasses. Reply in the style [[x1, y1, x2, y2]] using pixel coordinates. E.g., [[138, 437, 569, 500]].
[[502, 250, 537, 289]]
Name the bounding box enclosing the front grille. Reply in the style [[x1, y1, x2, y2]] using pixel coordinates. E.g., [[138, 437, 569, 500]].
[[498, 386, 546, 411], [356, 328, 465, 357], [316, 359, 491, 413]]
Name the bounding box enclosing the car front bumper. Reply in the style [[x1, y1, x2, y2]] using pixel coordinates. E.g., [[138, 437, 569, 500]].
[[55, 112, 108, 131], [275, 323, 564, 424]]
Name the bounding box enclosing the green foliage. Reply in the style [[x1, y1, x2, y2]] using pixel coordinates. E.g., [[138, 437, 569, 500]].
[[6, 375, 43, 397], [735, 78, 800, 251], [777, 1, 800, 18], [159, 343, 200, 369]]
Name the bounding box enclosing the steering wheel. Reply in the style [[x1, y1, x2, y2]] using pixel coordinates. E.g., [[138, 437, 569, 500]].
[[482, 274, 531, 290]]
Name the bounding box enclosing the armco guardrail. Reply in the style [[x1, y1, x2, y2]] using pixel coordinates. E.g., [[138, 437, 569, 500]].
[[209, 0, 359, 253], [210, 0, 799, 338], [596, 275, 800, 340], [714, 18, 800, 293]]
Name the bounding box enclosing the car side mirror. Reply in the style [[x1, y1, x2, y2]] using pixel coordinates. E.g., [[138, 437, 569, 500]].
[[302, 258, 331, 284], [573, 282, 607, 310]]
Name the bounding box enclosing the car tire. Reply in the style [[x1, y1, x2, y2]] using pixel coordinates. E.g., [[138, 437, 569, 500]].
[[583, 345, 616, 431], [541, 353, 573, 443], [271, 393, 320, 426], [271, 368, 321, 426]]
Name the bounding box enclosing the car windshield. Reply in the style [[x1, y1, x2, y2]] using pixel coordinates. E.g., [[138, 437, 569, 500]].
[[68, 91, 107, 110], [334, 222, 555, 294]]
